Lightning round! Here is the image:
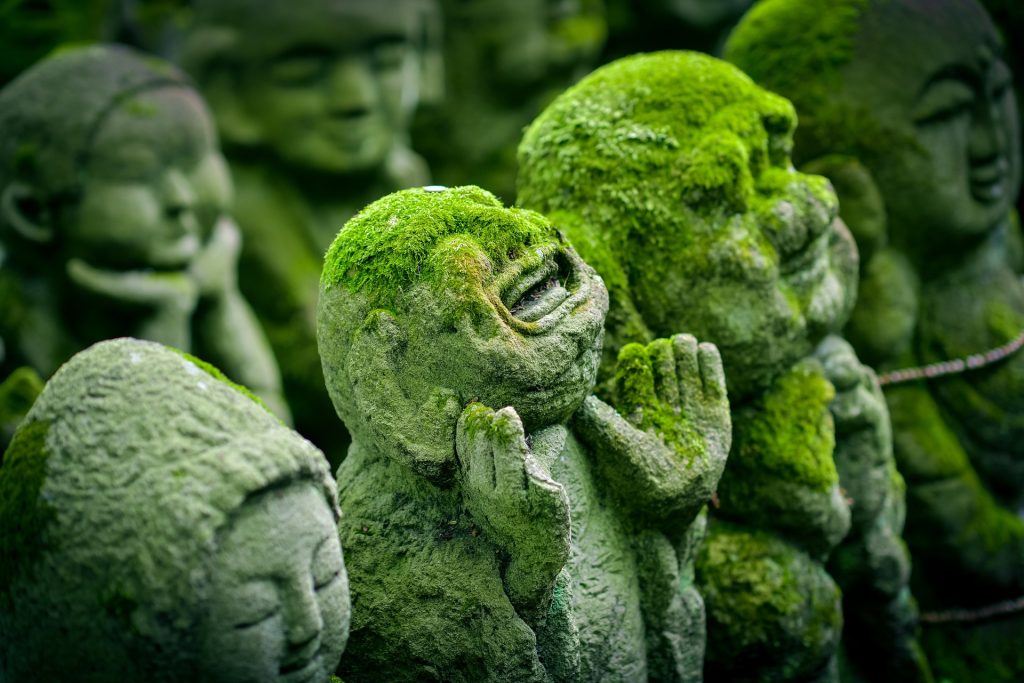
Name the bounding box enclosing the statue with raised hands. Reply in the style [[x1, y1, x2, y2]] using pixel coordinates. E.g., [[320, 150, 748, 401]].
[[728, 1, 1022, 678], [0, 44, 289, 422], [518, 50, 910, 682], [317, 185, 730, 682], [182, 0, 439, 461], [0, 338, 349, 681]]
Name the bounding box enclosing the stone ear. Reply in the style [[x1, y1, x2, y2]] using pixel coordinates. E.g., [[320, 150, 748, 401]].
[[802, 155, 887, 264], [1, 182, 54, 244], [346, 309, 460, 485]]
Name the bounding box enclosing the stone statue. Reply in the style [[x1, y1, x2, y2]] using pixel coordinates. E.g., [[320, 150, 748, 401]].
[[181, 0, 440, 463], [727, 1, 1022, 679], [0, 44, 290, 422], [518, 51, 909, 682], [317, 185, 730, 681], [0, 338, 349, 681], [410, 0, 606, 203]]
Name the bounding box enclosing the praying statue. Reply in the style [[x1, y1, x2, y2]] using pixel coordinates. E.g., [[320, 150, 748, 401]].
[[317, 185, 731, 681], [0, 43, 289, 422], [518, 50, 920, 682], [0, 338, 349, 681], [182, 0, 440, 462], [728, 0, 1023, 679]]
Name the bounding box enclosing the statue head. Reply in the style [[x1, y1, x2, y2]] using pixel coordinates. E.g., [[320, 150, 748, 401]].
[[0, 44, 232, 272], [317, 185, 608, 483], [0, 338, 348, 681], [518, 51, 858, 399], [726, 0, 1021, 262], [183, 0, 439, 176]]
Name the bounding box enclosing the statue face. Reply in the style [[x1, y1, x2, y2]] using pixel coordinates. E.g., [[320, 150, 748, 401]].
[[67, 86, 231, 270], [199, 482, 348, 683], [632, 114, 858, 398], [842, 0, 1021, 246], [406, 238, 608, 429], [232, 0, 419, 174]]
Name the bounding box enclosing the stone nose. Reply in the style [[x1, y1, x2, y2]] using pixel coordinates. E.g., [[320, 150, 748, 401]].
[[327, 56, 378, 117], [968, 94, 1010, 166], [282, 574, 324, 650], [159, 169, 199, 238]]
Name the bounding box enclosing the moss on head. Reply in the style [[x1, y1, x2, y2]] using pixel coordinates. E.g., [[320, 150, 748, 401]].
[[0, 419, 53, 594], [322, 185, 559, 309], [168, 348, 274, 417]]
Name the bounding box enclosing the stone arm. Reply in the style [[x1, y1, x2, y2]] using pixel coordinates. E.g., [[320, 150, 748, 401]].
[[189, 218, 292, 423], [572, 334, 730, 527], [456, 403, 571, 624], [815, 335, 933, 683]]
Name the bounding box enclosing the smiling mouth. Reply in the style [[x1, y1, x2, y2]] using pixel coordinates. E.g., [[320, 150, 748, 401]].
[[280, 654, 320, 682], [497, 248, 591, 333]]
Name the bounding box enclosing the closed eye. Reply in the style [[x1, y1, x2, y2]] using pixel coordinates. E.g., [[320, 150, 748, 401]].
[[234, 608, 280, 630]]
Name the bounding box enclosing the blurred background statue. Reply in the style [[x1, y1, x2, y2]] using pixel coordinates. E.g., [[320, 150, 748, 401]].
[[728, 0, 1024, 679], [411, 0, 606, 203], [0, 44, 290, 445], [601, 0, 754, 59], [0, 338, 348, 681], [181, 0, 441, 464]]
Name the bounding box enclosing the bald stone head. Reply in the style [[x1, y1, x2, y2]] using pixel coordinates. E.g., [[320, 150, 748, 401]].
[[0, 338, 348, 681], [518, 51, 858, 398]]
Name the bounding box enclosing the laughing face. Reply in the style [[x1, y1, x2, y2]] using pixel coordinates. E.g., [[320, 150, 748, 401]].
[[404, 229, 608, 430]]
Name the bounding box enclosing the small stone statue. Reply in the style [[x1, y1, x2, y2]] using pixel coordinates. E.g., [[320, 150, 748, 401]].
[[728, 1, 1022, 679], [519, 51, 903, 682], [0, 44, 289, 422], [410, 0, 606, 202], [317, 185, 730, 681], [182, 0, 440, 461], [0, 338, 349, 681]]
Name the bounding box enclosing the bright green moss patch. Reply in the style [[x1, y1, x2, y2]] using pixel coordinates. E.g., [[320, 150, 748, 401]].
[[731, 361, 838, 491], [169, 348, 273, 416], [322, 186, 558, 307], [612, 341, 704, 464], [0, 419, 54, 591]]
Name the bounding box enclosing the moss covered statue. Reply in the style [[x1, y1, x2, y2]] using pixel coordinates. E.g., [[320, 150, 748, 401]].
[[181, 0, 439, 463], [410, 0, 606, 202], [0, 44, 289, 424], [518, 51, 915, 682], [0, 338, 349, 681], [317, 185, 730, 681], [728, 1, 1023, 679]]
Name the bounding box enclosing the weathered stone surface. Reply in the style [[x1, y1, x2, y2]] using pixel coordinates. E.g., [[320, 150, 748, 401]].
[[518, 51, 873, 682], [182, 0, 440, 464], [0, 44, 289, 423], [318, 185, 730, 681], [0, 338, 347, 681], [728, 0, 1021, 678]]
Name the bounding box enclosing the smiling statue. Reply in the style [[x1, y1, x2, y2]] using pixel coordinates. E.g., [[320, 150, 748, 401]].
[[0, 338, 348, 682], [518, 51, 915, 682], [317, 185, 731, 681], [181, 0, 440, 463], [0, 44, 289, 421], [728, 1, 1024, 679]]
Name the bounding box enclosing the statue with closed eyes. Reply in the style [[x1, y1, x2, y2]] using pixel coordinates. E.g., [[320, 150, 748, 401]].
[[729, 0, 1023, 679], [0, 338, 348, 682]]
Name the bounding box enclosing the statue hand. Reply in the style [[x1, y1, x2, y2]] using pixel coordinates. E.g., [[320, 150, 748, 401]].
[[572, 334, 730, 525], [456, 403, 570, 615], [189, 216, 241, 299]]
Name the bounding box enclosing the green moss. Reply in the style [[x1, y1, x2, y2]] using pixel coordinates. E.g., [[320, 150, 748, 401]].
[[985, 298, 1023, 343], [725, 0, 917, 165], [0, 367, 44, 445], [168, 348, 273, 416], [612, 341, 704, 464], [922, 616, 1024, 683], [321, 185, 558, 308], [0, 419, 54, 592], [731, 361, 838, 491]]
